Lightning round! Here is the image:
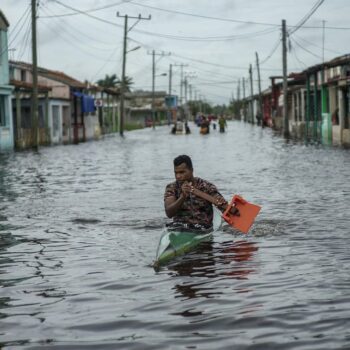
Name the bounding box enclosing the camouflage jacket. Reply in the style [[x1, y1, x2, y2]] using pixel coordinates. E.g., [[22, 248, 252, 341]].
[[164, 177, 226, 228]]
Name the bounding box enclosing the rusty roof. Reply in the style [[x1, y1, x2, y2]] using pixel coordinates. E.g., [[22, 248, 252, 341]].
[[10, 79, 52, 92], [9, 60, 86, 88]]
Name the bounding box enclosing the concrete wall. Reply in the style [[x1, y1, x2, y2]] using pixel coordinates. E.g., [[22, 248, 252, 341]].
[[84, 114, 101, 140], [38, 76, 70, 99], [0, 28, 14, 150], [0, 31, 10, 85]]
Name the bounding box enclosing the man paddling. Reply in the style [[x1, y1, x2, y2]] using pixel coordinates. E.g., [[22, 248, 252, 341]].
[[164, 155, 239, 230]]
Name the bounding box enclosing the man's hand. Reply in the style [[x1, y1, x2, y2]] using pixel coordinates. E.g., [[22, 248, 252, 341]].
[[214, 197, 227, 210], [215, 197, 240, 216], [229, 206, 240, 216], [181, 181, 193, 199]]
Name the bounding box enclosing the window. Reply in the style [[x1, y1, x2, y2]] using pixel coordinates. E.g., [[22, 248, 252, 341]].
[[0, 96, 7, 126], [21, 69, 26, 82], [9, 67, 14, 80]]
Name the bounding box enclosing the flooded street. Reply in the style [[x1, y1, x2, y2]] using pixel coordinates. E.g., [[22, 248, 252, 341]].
[[1, 121, 350, 349]]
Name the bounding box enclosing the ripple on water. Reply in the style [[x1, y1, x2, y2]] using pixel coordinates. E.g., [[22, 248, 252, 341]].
[[1, 123, 350, 349]]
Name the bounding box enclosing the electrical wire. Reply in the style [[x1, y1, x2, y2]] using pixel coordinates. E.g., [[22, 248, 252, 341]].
[[39, 12, 122, 63], [293, 33, 343, 55], [290, 37, 322, 60], [260, 37, 281, 65], [50, 0, 279, 42], [90, 45, 124, 83], [172, 53, 281, 72], [0, 5, 31, 58], [39, 0, 132, 18], [288, 0, 324, 35], [40, 3, 119, 48], [16, 16, 32, 62]]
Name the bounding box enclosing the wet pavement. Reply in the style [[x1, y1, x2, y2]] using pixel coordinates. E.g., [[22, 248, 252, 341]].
[[0, 121, 349, 349]]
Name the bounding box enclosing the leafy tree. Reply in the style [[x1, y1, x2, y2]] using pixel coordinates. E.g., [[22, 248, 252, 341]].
[[96, 74, 118, 88], [116, 76, 134, 92], [96, 74, 134, 92]]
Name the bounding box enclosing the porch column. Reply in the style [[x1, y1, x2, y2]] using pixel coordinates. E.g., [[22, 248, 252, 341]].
[[306, 75, 311, 142], [15, 91, 22, 146], [313, 72, 319, 141], [45, 92, 50, 144]]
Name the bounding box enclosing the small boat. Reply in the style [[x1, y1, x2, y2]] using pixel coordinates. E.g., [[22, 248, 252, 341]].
[[154, 210, 222, 268]]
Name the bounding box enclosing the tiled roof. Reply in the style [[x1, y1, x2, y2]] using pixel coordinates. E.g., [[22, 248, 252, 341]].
[[9, 60, 85, 88], [10, 79, 52, 92]]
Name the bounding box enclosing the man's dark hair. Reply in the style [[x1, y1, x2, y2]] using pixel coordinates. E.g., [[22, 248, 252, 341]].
[[174, 155, 193, 170]]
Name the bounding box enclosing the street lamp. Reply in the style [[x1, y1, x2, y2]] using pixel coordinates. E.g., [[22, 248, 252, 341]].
[[152, 73, 167, 129], [127, 46, 140, 53]]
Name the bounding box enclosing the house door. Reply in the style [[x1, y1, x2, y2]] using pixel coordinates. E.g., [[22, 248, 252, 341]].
[[62, 106, 70, 141], [52, 105, 60, 142]]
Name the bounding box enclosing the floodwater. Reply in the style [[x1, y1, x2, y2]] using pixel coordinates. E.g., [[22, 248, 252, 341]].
[[0, 121, 349, 350]]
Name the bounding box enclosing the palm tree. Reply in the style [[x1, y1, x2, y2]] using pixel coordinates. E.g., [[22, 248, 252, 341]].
[[96, 74, 118, 88], [116, 76, 134, 92], [96, 74, 134, 92]]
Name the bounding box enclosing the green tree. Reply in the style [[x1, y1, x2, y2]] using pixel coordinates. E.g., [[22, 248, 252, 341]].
[[116, 76, 134, 92], [96, 74, 134, 92], [96, 74, 118, 88]]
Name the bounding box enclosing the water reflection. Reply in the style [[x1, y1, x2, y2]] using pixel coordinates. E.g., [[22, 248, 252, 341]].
[[169, 239, 258, 300], [0, 124, 349, 349]]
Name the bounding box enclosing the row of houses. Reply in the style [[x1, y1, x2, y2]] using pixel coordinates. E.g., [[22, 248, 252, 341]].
[[242, 55, 350, 146], [0, 11, 170, 152]]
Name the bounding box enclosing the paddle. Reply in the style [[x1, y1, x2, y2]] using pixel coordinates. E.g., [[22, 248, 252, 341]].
[[190, 187, 261, 234]]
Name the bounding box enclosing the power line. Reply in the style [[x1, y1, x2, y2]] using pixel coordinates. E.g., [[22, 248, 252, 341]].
[[1, 5, 31, 58], [49, 0, 278, 42], [260, 37, 281, 65], [288, 0, 324, 35], [293, 33, 343, 55], [290, 37, 322, 60], [39, 6, 118, 49], [39, 0, 350, 31], [39, 0, 132, 18], [16, 16, 32, 62], [172, 53, 281, 72], [128, 1, 350, 31]]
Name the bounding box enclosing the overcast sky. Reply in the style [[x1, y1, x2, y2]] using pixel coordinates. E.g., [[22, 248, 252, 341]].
[[2, 0, 350, 104]]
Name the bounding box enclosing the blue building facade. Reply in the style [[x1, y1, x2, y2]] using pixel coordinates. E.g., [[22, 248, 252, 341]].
[[0, 10, 14, 151]]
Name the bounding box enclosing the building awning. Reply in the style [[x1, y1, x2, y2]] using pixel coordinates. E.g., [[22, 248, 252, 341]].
[[73, 92, 96, 113]]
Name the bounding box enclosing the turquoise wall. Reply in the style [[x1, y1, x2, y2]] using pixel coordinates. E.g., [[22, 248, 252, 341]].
[[0, 30, 10, 85], [0, 28, 14, 151]]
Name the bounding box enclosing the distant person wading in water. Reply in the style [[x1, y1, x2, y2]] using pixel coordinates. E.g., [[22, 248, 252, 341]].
[[218, 115, 227, 133]]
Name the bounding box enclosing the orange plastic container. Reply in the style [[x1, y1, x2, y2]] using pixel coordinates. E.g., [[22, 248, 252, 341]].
[[222, 195, 261, 234]]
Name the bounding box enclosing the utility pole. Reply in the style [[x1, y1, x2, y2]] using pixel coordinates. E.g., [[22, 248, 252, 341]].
[[147, 50, 170, 129], [31, 0, 39, 149], [236, 78, 241, 101], [242, 77, 247, 122], [282, 19, 289, 137], [322, 20, 326, 64], [117, 13, 151, 136], [168, 64, 172, 95], [174, 63, 188, 106], [256, 52, 263, 127], [249, 64, 254, 124]]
